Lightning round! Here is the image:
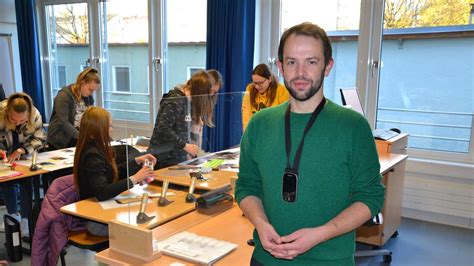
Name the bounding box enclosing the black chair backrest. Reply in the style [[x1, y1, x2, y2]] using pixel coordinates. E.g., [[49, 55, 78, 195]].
[[113, 144, 140, 165]]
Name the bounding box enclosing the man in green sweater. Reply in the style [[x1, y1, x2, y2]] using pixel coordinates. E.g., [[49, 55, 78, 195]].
[[235, 22, 385, 265]]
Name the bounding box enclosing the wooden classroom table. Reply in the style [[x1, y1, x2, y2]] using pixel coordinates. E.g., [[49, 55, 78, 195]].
[[155, 167, 237, 191], [60, 185, 196, 230], [96, 205, 254, 265], [378, 152, 407, 175], [0, 165, 49, 245]]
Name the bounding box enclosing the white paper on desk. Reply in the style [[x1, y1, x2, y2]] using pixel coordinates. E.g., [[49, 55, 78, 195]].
[[16, 148, 76, 168], [97, 199, 141, 210]]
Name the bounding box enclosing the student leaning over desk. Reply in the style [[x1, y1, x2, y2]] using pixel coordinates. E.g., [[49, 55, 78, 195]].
[[74, 106, 156, 236], [47, 67, 99, 150], [190, 69, 223, 150], [0, 93, 46, 236], [148, 70, 214, 168]]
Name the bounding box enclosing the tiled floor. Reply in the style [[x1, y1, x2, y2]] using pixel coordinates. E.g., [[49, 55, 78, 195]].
[[1, 204, 473, 266]]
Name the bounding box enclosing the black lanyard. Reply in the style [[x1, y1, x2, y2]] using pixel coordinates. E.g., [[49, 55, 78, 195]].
[[285, 98, 326, 172]]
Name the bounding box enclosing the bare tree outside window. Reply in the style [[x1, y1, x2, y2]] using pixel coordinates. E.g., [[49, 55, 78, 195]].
[[54, 5, 89, 44], [53, 5, 117, 44], [384, 0, 472, 28]]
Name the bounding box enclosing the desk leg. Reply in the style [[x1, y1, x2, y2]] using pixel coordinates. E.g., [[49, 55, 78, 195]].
[[19, 177, 33, 254]]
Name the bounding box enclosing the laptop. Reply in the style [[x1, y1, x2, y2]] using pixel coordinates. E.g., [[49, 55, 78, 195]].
[[339, 88, 399, 140], [339, 88, 365, 116]]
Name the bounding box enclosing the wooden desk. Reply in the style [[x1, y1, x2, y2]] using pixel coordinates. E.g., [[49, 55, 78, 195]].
[[96, 205, 254, 265], [0, 164, 48, 183], [155, 168, 236, 191], [0, 165, 49, 242], [356, 135, 408, 246], [61, 186, 196, 230]]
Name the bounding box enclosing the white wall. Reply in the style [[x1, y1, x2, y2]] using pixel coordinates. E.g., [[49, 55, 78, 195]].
[[0, 0, 22, 95], [402, 159, 474, 229]]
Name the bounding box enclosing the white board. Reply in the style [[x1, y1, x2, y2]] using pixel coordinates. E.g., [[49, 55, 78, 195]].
[[0, 33, 16, 96]]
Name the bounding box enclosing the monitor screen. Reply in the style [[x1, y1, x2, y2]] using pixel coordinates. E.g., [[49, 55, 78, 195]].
[[340, 88, 365, 116]]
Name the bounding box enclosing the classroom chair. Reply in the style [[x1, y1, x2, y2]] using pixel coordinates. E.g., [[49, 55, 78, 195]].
[[59, 230, 109, 266], [31, 175, 85, 266]]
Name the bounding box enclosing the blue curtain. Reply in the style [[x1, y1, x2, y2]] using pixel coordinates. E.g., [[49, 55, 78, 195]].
[[15, 0, 46, 119], [204, 0, 255, 152]]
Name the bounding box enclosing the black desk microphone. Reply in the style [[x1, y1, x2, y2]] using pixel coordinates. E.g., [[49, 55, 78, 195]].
[[136, 193, 155, 224], [30, 150, 39, 171], [185, 177, 198, 203], [158, 180, 173, 206]]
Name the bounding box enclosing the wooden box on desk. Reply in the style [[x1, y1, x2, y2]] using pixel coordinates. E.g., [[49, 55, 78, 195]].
[[108, 220, 161, 262], [375, 133, 408, 155]]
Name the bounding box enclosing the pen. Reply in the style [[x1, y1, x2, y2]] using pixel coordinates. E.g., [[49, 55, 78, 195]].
[[168, 166, 201, 170]]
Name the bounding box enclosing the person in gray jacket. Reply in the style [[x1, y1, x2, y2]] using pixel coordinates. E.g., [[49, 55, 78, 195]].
[[47, 68, 99, 150]]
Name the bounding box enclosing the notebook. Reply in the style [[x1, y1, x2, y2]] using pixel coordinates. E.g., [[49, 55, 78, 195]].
[[0, 170, 22, 180], [154, 231, 237, 265]]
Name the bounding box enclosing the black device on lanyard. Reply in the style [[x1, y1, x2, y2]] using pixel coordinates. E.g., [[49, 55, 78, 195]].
[[283, 98, 326, 203]]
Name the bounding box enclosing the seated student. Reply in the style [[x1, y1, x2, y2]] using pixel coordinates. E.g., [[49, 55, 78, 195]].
[[148, 70, 214, 168], [241, 63, 289, 130], [73, 106, 156, 236], [47, 67, 99, 150], [190, 69, 223, 150], [0, 93, 46, 235]]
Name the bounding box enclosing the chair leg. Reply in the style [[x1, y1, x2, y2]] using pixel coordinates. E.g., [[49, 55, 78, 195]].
[[60, 249, 67, 266]]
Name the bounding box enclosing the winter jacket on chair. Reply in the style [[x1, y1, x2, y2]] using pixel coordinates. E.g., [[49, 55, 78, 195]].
[[31, 174, 85, 266]]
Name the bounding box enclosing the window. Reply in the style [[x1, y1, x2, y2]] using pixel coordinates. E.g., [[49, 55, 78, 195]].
[[166, 0, 207, 93], [378, 0, 474, 157], [186, 66, 205, 79], [57, 65, 67, 88], [112, 66, 131, 93]]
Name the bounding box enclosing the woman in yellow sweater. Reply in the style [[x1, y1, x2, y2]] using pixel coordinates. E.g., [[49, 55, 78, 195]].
[[241, 64, 289, 130]]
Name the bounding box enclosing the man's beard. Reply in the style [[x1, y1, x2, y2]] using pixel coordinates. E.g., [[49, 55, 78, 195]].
[[284, 66, 326, 102]]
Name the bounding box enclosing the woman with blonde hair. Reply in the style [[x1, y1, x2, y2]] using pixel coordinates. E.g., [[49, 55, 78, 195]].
[[74, 106, 156, 236], [241, 64, 289, 130], [47, 67, 100, 150], [0, 92, 45, 236]]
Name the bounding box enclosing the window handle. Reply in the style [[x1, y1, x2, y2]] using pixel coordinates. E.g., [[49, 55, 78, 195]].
[[153, 57, 161, 72], [268, 57, 276, 65], [371, 60, 379, 78]]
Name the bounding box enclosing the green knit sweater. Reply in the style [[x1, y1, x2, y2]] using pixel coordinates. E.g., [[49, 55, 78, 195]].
[[236, 100, 385, 265]]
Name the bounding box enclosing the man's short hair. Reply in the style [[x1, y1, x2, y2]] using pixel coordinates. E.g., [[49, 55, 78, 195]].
[[278, 22, 333, 66]]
